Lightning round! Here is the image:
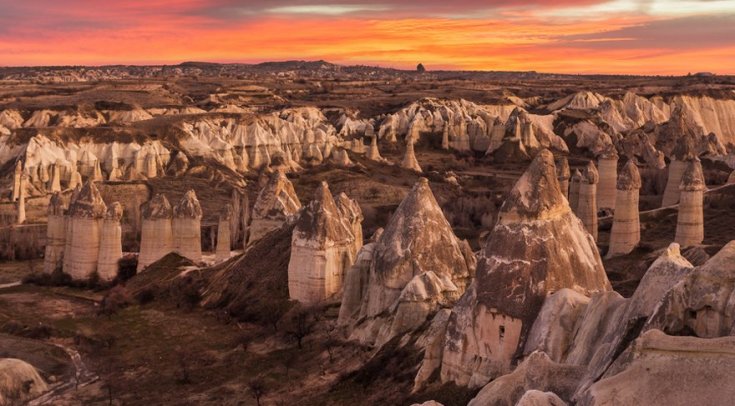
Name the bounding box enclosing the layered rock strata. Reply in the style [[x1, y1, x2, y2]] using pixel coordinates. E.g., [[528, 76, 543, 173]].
[[674, 159, 705, 247], [137, 193, 174, 271], [97, 202, 123, 281], [607, 160, 641, 257], [172, 190, 203, 263], [577, 162, 599, 240], [288, 182, 357, 304]]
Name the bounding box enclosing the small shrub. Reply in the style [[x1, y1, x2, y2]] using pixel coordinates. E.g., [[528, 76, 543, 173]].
[[98, 286, 131, 318], [134, 288, 155, 305]]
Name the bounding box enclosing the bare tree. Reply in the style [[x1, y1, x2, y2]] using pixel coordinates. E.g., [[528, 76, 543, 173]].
[[283, 306, 315, 349], [248, 377, 267, 406]]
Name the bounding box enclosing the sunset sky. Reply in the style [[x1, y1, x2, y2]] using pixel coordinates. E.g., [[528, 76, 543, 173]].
[[0, 0, 733, 74]]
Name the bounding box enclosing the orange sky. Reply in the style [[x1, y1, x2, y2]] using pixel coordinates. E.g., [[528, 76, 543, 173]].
[[0, 1, 733, 74]]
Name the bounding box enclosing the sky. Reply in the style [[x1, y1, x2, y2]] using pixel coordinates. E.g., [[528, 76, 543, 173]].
[[0, 0, 733, 74]]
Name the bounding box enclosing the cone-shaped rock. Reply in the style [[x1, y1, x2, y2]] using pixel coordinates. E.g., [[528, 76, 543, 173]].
[[249, 170, 301, 244], [63, 181, 107, 280], [366, 136, 383, 161], [401, 138, 422, 173], [97, 202, 123, 281], [674, 159, 705, 247], [336, 192, 364, 257], [440, 150, 610, 388], [12, 160, 22, 201], [607, 160, 642, 257], [662, 135, 696, 207], [173, 190, 203, 263], [350, 178, 475, 346], [288, 182, 356, 304], [138, 193, 174, 271]]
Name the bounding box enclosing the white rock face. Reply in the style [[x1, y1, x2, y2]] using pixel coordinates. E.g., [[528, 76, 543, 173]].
[[338, 228, 382, 325], [43, 192, 66, 274], [400, 138, 422, 173], [347, 178, 475, 346], [0, 358, 49, 405], [63, 181, 107, 280], [288, 182, 359, 304], [467, 352, 582, 406], [578, 330, 735, 405], [138, 194, 174, 271], [97, 202, 124, 282], [674, 159, 705, 247], [607, 160, 641, 257], [647, 241, 735, 338], [249, 170, 301, 244], [555, 156, 570, 200], [216, 205, 233, 262], [577, 161, 599, 241], [440, 150, 610, 388], [172, 190, 203, 263], [595, 148, 618, 210]]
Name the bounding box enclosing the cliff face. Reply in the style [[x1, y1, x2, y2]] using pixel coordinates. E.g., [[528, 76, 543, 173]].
[[249, 170, 301, 244], [440, 150, 610, 388]]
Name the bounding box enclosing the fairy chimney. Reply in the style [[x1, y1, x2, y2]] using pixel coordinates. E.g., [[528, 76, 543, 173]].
[[63, 181, 107, 280], [97, 202, 124, 282], [138, 194, 174, 271], [43, 192, 66, 274], [578, 161, 599, 240], [173, 190, 203, 263], [607, 160, 642, 257], [675, 159, 706, 247]]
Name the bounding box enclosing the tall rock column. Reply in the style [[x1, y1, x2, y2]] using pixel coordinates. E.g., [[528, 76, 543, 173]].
[[288, 182, 357, 305], [43, 192, 66, 274], [578, 161, 599, 241], [49, 163, 61, 193], [661, 112, 696, 207], [401, 137, 422, 173], [248, 170, 301, 244], [569, 169, 582, 214], [597, 147, 619, 210], [607, 160, 642, 257], [173, 190, 203, 263], [16, 175, 26, 225], [555, 156, 570, 200], [97, 202, 124, 282], [675, 159, 705, 247], [216, 204, 233, 262], [64, 181, 107, 280], [11, 161, 22, 202], [336, 192, 364, 258], [138, 193, 174, 271]]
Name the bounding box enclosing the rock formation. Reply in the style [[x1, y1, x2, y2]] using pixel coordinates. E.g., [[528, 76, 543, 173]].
[[63, 181, 107, 280], [138, 193, 174, 271], [288, 182, 357, 304], [661, 137, 695, 207], [400, 137, 422, 173], [578, 330, 735, 405], [577, 161, 599, 240], [249, 170, 301, 244], [607, 160, 641, 257], [555, 156, 570, 200], [11, 161, 21, 201], [338, 228, 382, 325], [336, 192, 363, 257], [43, 192, 66, 274], [366, 136, 383, 161], [49, 163, 61, 192], [569, 169, 581, 214], [440, 150, 610, 388], [0, 358, 49, 405], [674, 159, 705, 247], [647, 240, 735, 337], [346, 178, 475, 346], [97, 202, 123, 282], [216, 204, 232, 262], [596, 146, 618, 210], [16, 176, 25, 225], [172, 190, 203, 263]]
